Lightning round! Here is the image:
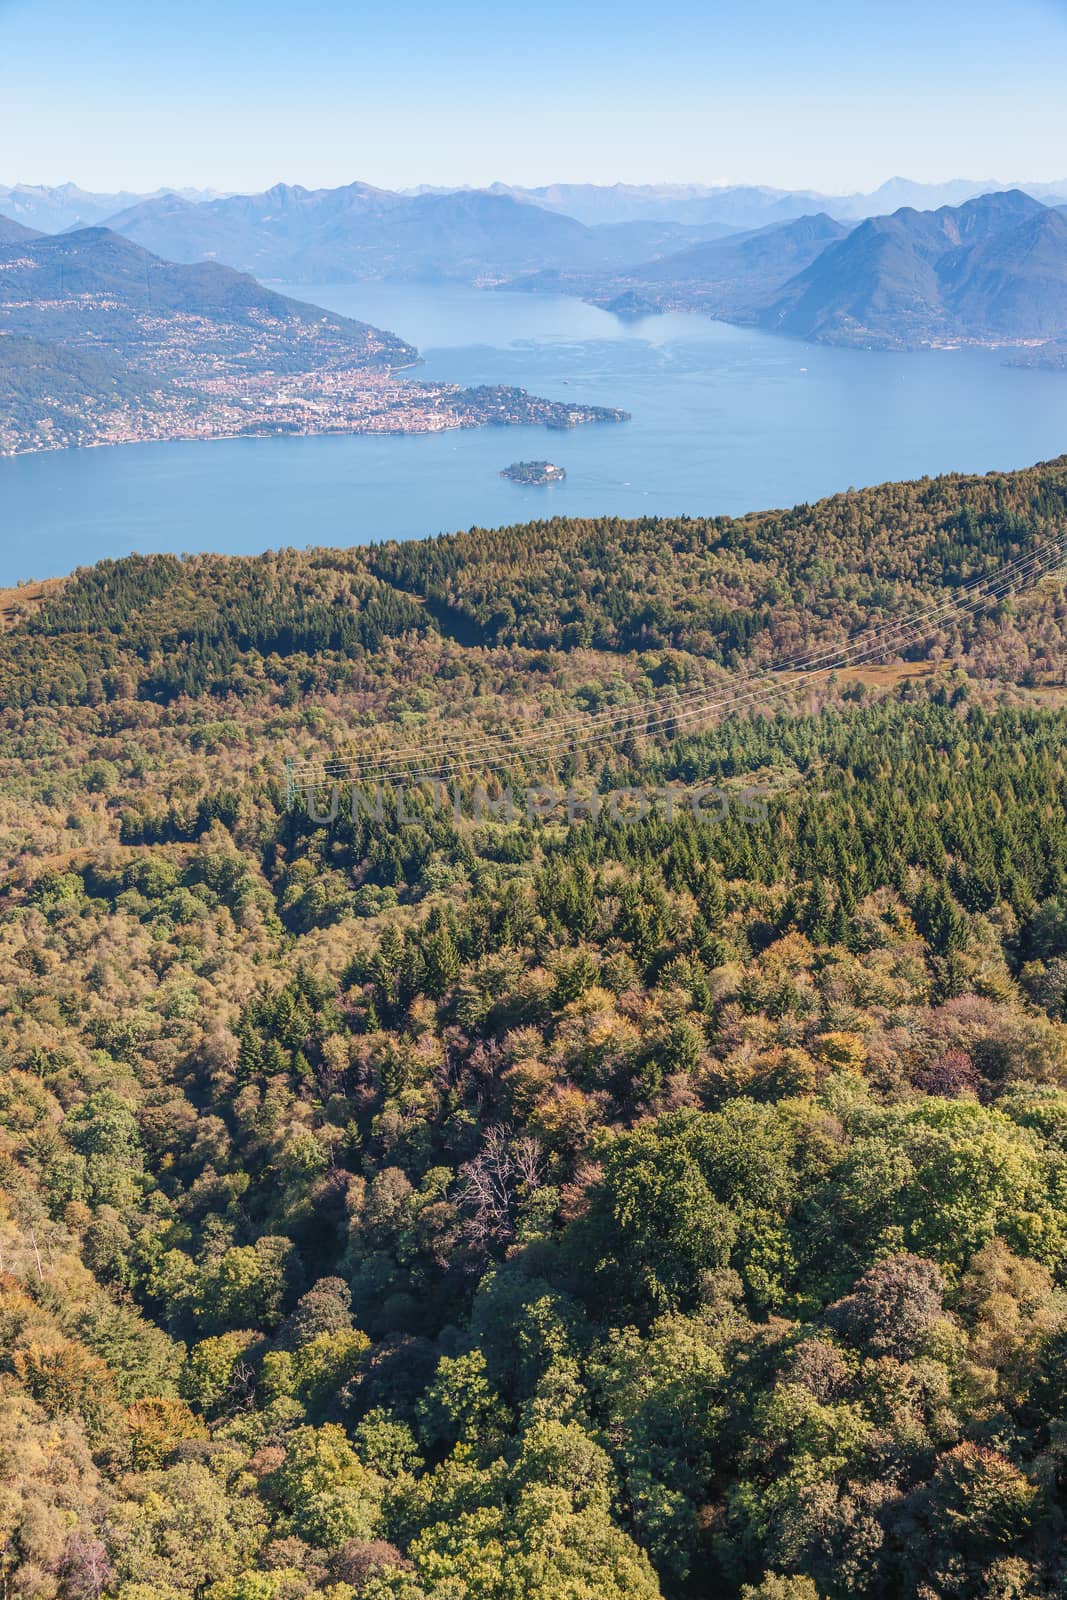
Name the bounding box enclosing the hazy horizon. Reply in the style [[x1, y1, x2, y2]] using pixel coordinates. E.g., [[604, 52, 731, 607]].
[[4, 172, 1067, 205], [3, 0, 1066, 196]]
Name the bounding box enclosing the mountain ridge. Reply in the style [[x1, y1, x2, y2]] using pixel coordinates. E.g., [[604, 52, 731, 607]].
[[762, 189, 1067, 346], [0, 181, 222, 232], [507, 213, 855, 320], [100, 181, 746, 283], [0, 212, 42, 245], [8, 182, 1067, 349], [519, 191, 1067, 350], [0, 225, 415, 360]]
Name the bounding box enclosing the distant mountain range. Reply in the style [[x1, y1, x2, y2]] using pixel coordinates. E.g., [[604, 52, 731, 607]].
[[762, 190, 1067, 346], [508, 211, 851, 313], [440, 181, 832, 229], [6, 175, 1067, 238], [417, 177, 1067, 228], [4, 178, 1067, 351], [96, 177, 1067, 290], [615, 212, 852, 318], [0, 182, 222, 234], [93, 180, 1067, 330], [97, 181, 737, 283], [513, 191, 1067, 350], [4, 175, 1067, 296]]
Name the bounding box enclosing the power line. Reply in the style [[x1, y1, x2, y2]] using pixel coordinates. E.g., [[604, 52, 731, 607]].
[[289, 537, 1064, 789], [300, 534, 1064, 781], [286, 533, 1065, 793]]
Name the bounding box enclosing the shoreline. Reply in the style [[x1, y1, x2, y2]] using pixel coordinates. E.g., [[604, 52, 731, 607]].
[[0, 398, 629, 461]]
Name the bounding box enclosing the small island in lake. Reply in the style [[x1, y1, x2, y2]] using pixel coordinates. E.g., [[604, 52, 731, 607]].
[[500, 459, 567, 485]]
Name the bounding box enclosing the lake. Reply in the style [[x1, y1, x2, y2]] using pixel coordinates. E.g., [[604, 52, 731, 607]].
[[2, 281, 1067, 586]]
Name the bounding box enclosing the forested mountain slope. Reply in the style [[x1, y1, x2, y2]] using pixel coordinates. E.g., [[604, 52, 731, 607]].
[[550, 214, 854, 320], [3, 461, 1067, 1598], [0, 227, 417, 453], [532, 192, 1067, 350], [763, 191, 1067, 346], [0, 212, 41, 244], [0, 227, 414, 369]]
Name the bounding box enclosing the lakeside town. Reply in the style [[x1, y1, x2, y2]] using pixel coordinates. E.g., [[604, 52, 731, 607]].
[[0, 291, 630, 454], [0, 259, 628, 455], [0, 359, 630, 455]]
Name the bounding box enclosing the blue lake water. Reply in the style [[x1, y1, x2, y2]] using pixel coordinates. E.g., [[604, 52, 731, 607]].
[[2, 281, 1067, 586]]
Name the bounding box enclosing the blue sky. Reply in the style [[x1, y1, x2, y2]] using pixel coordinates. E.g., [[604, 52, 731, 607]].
[[2, 0, 1066, 194]]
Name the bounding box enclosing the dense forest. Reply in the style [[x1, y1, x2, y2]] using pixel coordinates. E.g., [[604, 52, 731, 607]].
[[3, 459, 1067, 1599]]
